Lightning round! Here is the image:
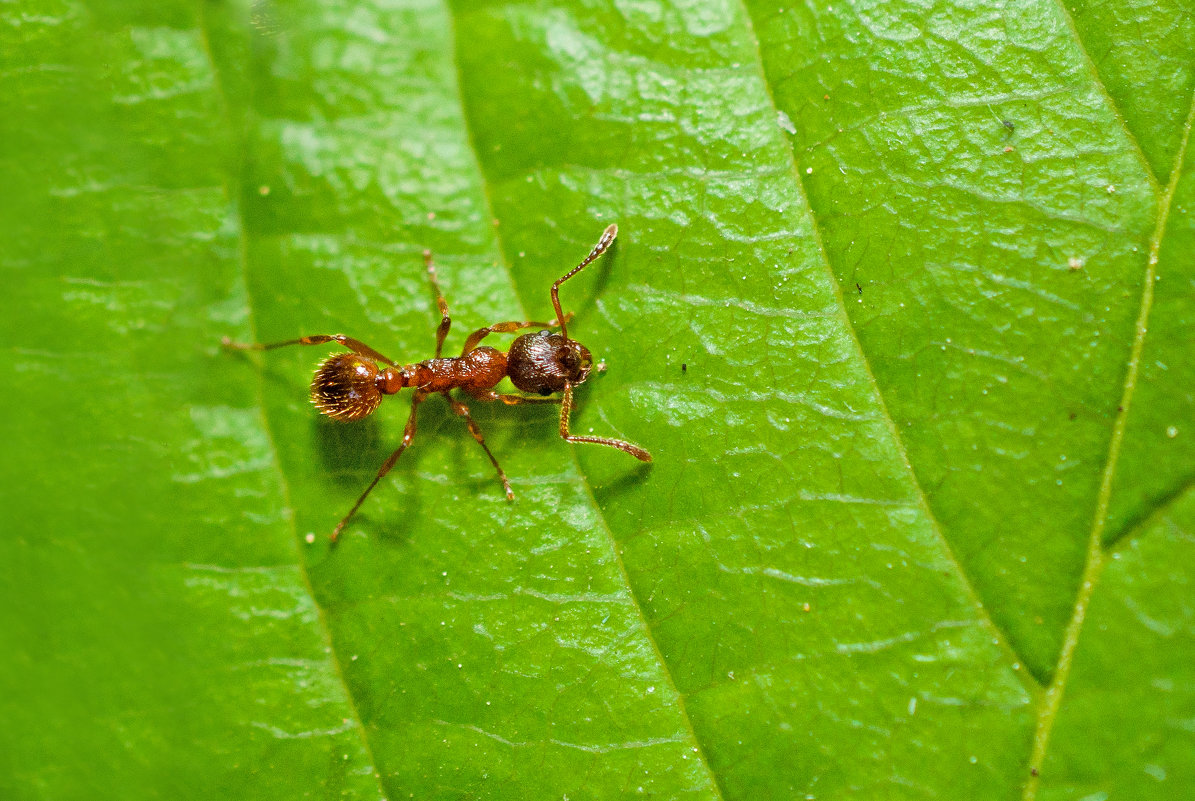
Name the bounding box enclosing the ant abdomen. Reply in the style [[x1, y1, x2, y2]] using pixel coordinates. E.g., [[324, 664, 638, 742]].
[[311, 353, 382, 421]]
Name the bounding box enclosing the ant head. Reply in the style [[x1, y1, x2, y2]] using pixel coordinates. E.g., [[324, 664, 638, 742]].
[[311, 353, 382, 421], [507, 330, 592, 396], [507, 224, 616, 396]]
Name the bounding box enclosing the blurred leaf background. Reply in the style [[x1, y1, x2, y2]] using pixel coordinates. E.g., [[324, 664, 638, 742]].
[[2, 0, 1192, 798]]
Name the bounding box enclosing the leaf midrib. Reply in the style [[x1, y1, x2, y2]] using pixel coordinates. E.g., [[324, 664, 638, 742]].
[[441, 2, 727, 797], [745, 0, 1190, 791]]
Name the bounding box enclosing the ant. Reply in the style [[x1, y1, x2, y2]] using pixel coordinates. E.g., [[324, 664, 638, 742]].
[[223, 224, 651, 542]]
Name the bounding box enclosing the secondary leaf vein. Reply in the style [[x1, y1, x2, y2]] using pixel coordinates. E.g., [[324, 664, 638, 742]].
[[738, 0, 1040, 691], [1021, 84, 1195, 801], [1046, 0, 1162, 193]]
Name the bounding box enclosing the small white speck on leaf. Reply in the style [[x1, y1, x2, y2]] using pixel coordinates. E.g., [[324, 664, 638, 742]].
[[304, 533, 315, 544], [1167, 426, 1178, 438], [776, 109, 797, 134], [1144, 763, 1167, 782]]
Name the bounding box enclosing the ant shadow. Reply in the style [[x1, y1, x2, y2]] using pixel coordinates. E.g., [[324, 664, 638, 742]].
[[312, 414, 387, 489], [311, 405, 443, 544], [591, 458, 653, 506]]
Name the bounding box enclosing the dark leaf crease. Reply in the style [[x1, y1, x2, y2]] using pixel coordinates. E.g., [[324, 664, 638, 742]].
[[735, 1, 1038, 685], [440, 3, 727, 797], [1046, 0, 1164, 192], [196, 6, 389, 798]]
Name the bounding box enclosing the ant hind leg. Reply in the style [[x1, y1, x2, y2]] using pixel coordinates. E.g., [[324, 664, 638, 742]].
[[222, 333, 398, 367], [331, 390, 428, 542]]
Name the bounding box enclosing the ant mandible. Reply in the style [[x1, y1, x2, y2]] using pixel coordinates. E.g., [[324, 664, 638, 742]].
[[223, 224, 651, 543]]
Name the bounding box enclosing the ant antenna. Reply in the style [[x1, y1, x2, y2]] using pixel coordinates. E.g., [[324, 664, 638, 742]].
[[551, 223, 617, 340]]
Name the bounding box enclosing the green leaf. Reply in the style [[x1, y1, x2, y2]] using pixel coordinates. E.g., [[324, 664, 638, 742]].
[[3, 1, 1192, 799]]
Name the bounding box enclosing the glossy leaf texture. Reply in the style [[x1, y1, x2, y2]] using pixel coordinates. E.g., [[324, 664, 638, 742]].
[[3, 1, 1192, 799]]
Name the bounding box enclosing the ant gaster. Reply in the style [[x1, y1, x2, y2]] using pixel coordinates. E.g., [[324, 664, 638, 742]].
[[223, 224, 650, 542]]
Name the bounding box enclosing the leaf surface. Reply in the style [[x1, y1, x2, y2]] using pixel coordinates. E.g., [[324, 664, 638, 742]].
[[3, 0, 1192, 799]]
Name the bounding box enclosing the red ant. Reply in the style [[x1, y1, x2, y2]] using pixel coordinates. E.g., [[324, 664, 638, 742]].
[[223, 224, 651, 542]]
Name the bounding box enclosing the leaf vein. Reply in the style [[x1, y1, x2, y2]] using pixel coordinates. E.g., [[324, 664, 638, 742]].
[[196, 8, 389, 799], [1021, 84, 1195, 801], [737, 0, 1041, 690], [1046, 0, 1162, 193], [442, 2, 726, 798]]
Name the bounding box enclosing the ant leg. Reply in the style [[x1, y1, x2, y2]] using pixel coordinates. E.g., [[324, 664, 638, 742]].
[[331, 391, 427, 542], [424, 250, 452, 358], [222, 334, 398, 367], [558, 382, 652, 462], [460, 312, 574, 355], [441, 392, 514, 500], [467, 389, 562, 406]]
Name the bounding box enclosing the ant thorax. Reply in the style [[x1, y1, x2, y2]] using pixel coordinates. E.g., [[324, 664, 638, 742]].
[[507, 330, 593, 395]]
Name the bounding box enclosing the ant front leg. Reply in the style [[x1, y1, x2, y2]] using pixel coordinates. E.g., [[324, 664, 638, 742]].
[[222, 333, 398, 367], [459, 312, 574, 356], [559, 383, 652, 462], [467, 389, 562, 406], [331, 390, 428, 543], [424, 250, 452, 358], [442, 392, 514, 500]]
